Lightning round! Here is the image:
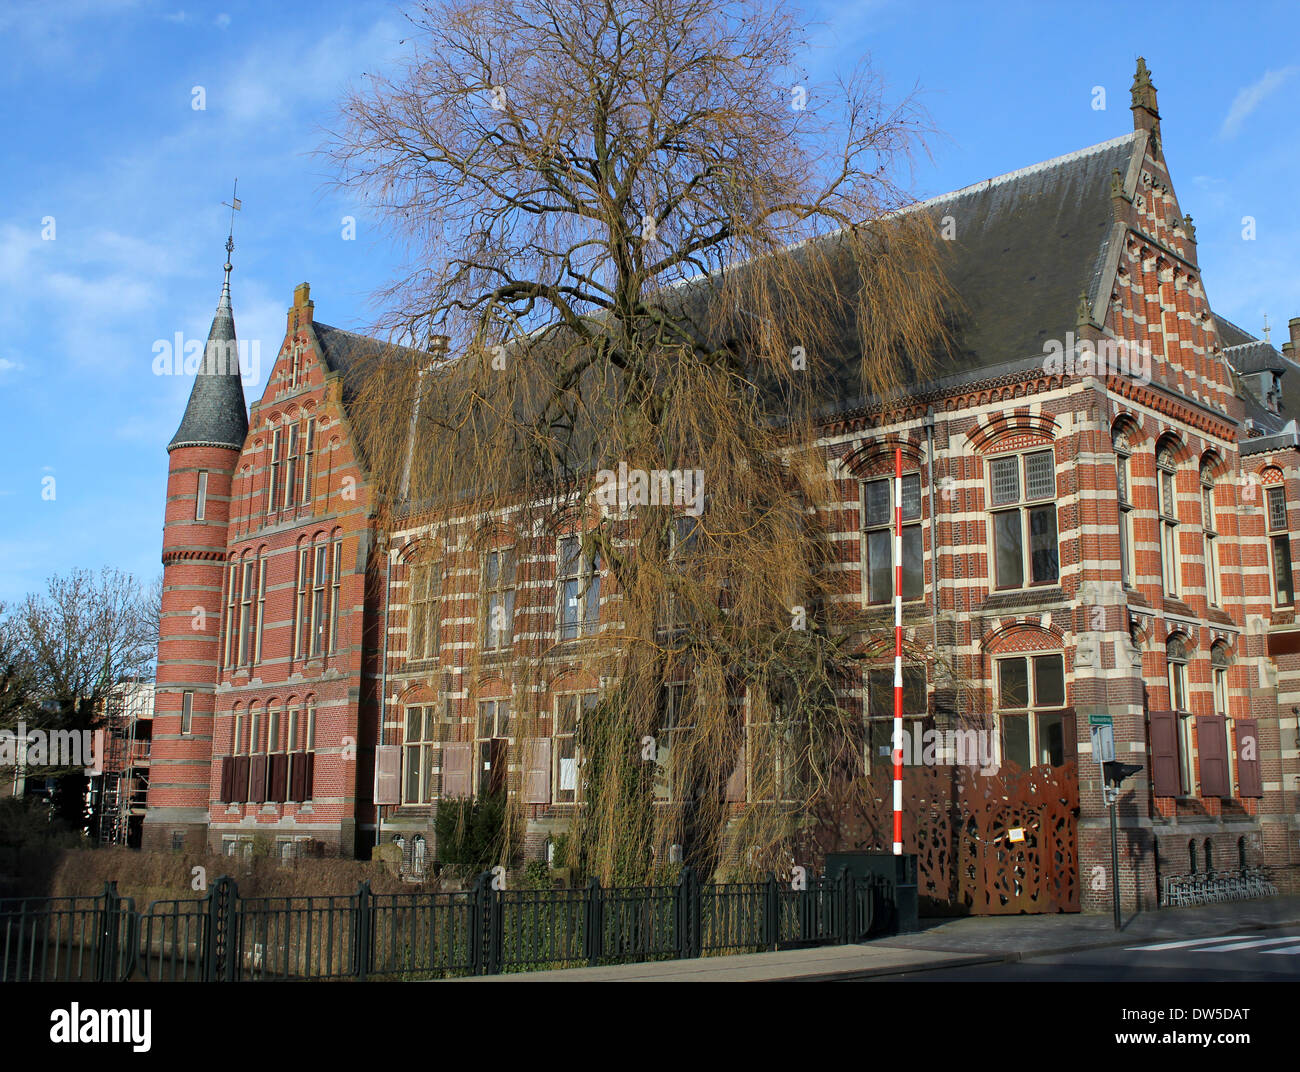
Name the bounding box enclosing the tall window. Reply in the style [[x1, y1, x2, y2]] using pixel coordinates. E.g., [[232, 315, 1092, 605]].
[[863, 472, 923, 603], [748, 692, 803, 803], [408, 561, 441, 661], [329, 538, 342, 655], [653, 683, 691, 801], [301, 418, 316, 512], [865, 667, 927, 767], [283, 425, 300, 510], [249, 704, 263, 755], [558, 535, 601, 639], [988, 449, 1059, 589], [482, 549, 516, 652], [662, 515, 701, 631], [1201, 463, 1219, 606], [268, 705, 282, 756], [181, 691, 193, 735], [1167, 636, 1194, 795], [996, 653, 1067, 769], [1114, 431, 1133, 587], [267, 428, 283, 515], [1266, 484, 1292, 606], [1212, 643, 1236, 796], [253, 554, 267, 664], [554, 692, 597, 803], [239, 557, 256, 666], [476, 699, 511, 795], [196, 470, 209, 521], [311, 541, 329, 657], [233, 707, 245, 754], [403, 705, 437, 805], [1157, 444, 1180, 598], [224, 559, 239, 667], [294, 544, 310, 658]]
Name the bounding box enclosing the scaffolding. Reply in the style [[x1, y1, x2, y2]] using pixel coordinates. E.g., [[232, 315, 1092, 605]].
[[95, 680, 152, 847]]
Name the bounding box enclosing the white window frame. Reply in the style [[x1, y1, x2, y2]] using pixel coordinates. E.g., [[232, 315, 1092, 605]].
[[557, 535, 601, 640], [862, 472, 923, 604], [1157, 446, 1180, 599], [994, 653, 1068, 769], [987, 448, 1059, 591], [482, 548, 516, 652], [196, 470, 209, 521], [554, 692, 596, 803]]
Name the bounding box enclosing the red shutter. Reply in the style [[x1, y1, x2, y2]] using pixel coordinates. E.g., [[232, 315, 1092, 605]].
[[523, 738, 552, 804], [232, 755, 250, 803], [441, 742, 473, 799], [724, 748, 746, 802], [1196, 715, 1230, 798], [289, 752, 307, 802], [1148, 710, 1180, 797], [220, 756, 234, 802], [267, 754, 288, 802], [373, 744, 401, 805], [1235, 718, 1263, 798], [248, 755, 267, 803]]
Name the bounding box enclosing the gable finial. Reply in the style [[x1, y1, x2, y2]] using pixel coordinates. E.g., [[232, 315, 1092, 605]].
[[1264, 313, 1271, 343], [1131, 57, 1160, 143]]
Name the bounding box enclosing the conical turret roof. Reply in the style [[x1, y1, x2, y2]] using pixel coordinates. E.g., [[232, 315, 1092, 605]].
[[168, 273, 249, 452]]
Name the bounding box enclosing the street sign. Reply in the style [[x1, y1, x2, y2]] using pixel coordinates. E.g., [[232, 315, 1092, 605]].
[[1088, 714, 1113, 726], [1090, 723, 1116, 764]]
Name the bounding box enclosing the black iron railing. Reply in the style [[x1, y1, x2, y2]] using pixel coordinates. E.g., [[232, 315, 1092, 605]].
[[1, 866, 889, 982]]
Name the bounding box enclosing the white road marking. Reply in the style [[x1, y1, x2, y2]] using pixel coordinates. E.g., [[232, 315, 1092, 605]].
[[1200, 936, 1300, 953], [1125, 935, 1252, 951]]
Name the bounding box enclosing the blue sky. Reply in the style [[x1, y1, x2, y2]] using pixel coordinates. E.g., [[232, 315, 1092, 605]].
[[1, 0, 1297, 605]]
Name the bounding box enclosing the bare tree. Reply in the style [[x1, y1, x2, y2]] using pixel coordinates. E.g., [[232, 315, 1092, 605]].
[[327, 0, 955, 881]]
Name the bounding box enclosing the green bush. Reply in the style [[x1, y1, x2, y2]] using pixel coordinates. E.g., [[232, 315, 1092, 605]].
[[434, 790, 507, 879]]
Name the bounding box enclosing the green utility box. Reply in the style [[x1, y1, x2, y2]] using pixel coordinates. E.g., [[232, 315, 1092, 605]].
[[826, 852, 919, 937]]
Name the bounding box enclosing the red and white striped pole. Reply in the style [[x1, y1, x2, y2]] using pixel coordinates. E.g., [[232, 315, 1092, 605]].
[[892, 446, 903, 856]]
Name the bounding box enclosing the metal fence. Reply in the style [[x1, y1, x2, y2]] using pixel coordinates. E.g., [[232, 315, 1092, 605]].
[[1, 867, 889, 982], [1160, 867, 1278, 908]]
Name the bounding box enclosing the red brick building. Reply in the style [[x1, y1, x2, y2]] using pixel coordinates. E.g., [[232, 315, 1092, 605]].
[[145, 61, 1300, 908]]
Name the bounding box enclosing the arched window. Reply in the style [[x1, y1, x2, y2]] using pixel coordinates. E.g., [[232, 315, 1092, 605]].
[[1157, 442, 1180, 598], [1201, 461, 1219, 607], [1114, 428, 1134, 588], [1189, 839, 1198, 874], [995, 649, 1067, 769], [863, 467, 924, 603], [988, 447, 1059, 590], [1265, 477, 1293, 606], [408, 554, 442, 662], [1166, 636, 1194, 795], [1238, 836, 1248, 870], [1204, 838, 1213, 873]]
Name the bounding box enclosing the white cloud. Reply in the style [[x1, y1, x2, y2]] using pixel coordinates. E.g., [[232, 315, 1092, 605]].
[[0, 357, 23, 373], [1220, 67, 1299, 140], [214, 13, 231, 29]]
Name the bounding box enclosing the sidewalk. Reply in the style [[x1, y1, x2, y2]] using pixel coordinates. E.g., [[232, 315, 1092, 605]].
[[459, 895, 1300, 982]]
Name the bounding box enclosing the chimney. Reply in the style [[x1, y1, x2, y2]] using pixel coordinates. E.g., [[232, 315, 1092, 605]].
[[1131, 57, 1160, 146], [289, 281, 314, 333], [1286, 317, 1300, 363]]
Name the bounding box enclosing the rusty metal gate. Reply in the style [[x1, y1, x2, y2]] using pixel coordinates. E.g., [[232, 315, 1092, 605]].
[[801, 760, 1080, 914]]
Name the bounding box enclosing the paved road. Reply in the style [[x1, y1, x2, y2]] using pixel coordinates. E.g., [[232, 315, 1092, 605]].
[[863, 929, 1300, 982]]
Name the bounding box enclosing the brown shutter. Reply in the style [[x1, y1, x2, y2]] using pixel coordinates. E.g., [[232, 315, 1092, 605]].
[[1235, 718, 1263, 798], [1196, 715, 1230, 798], [523, 738, 551, 804], [220, 757, 234, 802], [268, 754, 289, 803], [302, 752, 314, 801], [232, 755, 250, 803], [1148, 710, 1180, 797], [1058, 708, 1078, 766], [248, 755, 267, 803], [289, 752, 307, 802], [441, 742, 473, 799], [724, 748, 746, 802], [373, 744, 401, 805]]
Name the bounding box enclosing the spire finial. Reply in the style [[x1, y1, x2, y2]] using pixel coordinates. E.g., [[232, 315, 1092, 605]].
[[220, 179, 241, 291], [1264, 313, 1271, 343]]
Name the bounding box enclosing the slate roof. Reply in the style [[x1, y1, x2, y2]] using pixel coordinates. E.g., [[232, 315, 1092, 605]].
[[1226, 339, 1288, 375], [169, 281, 249, 452]]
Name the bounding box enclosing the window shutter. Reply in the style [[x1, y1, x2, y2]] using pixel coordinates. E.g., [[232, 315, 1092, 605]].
[[1058, 708, 1078, 766], [1196, 715, 1230, 798], [523, 738, 552, 804], [232, 755, 250, 803], [248, 755, 267, 803], [1235, 718, 1263, 798], [724, 749, 746, 802], [268, 754, 289, 803], [220, 757, 234, 802], [373, 744, 401, 805], [289, 752, 307, 802], [442, 741, 473, 799], [303, 753, 314, 801], [1148, 711, 1180, 797]]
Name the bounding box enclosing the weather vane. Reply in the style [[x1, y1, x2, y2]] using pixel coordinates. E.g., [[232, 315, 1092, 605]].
[[221, 179, 241, 278]]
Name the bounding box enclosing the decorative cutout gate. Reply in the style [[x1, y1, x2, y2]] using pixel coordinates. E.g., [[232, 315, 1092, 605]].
[[800, 760, 1080, 914]]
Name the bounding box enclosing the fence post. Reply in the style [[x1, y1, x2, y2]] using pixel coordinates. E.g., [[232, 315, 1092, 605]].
[[764, 873, 779, 950], [204, 876, 238, 982], [584, 877, 604, 967], [354, 881, 372, 982], [675, 866, 701, 961], [469, 871, 502, 976], [838, 867, 854, 945], [95, 881, 120, 983]]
